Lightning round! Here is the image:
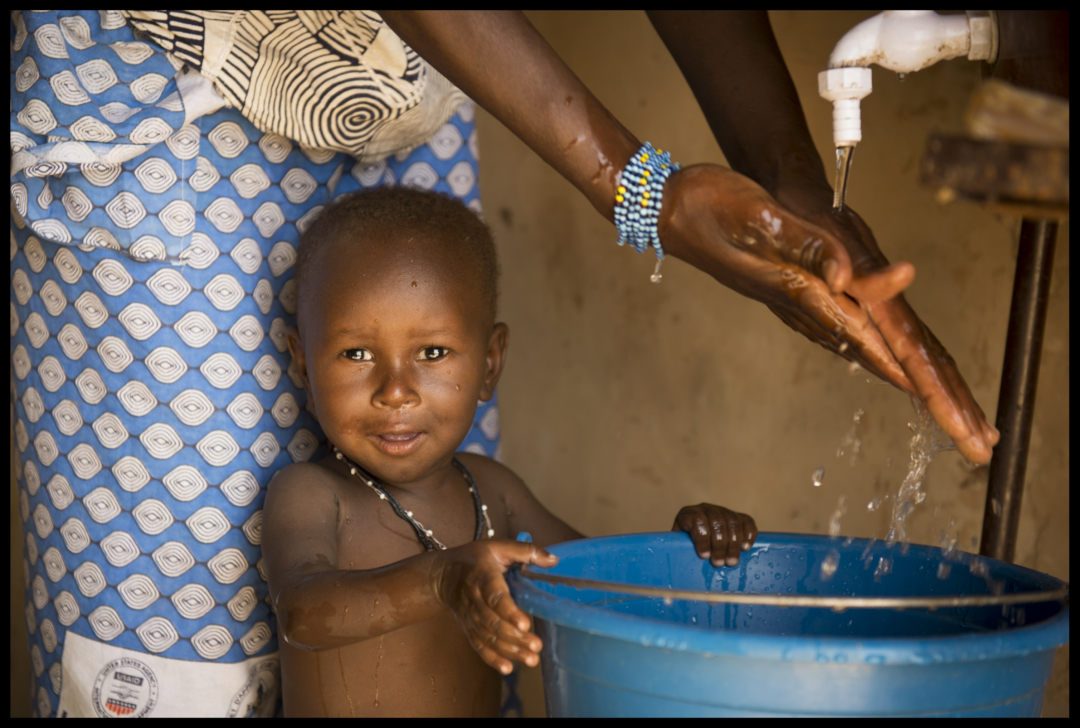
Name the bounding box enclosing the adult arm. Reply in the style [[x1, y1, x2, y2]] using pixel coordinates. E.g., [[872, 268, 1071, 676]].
[[381, 11, 995, 462], [647, 10, 998, 461]]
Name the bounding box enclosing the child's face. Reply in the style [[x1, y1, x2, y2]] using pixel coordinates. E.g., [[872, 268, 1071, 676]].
[[288, 233, 507, 486]]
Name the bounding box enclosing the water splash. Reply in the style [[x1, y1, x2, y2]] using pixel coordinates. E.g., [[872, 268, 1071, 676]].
[[884, 398, 955, 549], [860, 538, 877, 569], [812, 466, 825, 487], [820, 549, 840, 582], [873, 556, 893, 582], [837, 408, 865, 466], [828, 496, 847, 538]]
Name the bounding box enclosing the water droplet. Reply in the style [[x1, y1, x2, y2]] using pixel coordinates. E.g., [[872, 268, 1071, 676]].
[[411, 281, 417, 287], [936, 561, 951, 579], [650, 258, 663, 283], [873, 556, 892, 582], [828, 496, 846, 537], [812, 466, 825, 487], [897, 72, 907, 81], [820, 549, 840, 582], [663, 597, 673, 606]]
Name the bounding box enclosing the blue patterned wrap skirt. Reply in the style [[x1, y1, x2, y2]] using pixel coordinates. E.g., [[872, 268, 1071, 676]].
[[11, 10, 502, 717]]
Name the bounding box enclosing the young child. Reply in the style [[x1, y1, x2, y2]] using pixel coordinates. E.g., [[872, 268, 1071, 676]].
[[262, 187, 758, 717]]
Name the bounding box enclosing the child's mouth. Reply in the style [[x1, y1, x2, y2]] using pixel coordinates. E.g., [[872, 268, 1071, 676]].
[[371, 431, 424, 456]]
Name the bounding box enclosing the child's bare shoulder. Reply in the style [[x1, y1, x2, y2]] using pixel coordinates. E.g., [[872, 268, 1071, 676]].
[[262, 461, 342, 556], [454, 453, 529, 500], [267, 460, 342, 506], [262, 460, 346, 599]]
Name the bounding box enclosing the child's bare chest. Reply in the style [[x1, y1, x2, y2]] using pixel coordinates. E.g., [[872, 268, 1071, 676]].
[[332, 473, 510, 570]]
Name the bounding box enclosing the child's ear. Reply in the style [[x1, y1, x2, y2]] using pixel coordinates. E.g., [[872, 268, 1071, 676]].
[[479, 322, 509, 402], [286, 326, 318, 420]]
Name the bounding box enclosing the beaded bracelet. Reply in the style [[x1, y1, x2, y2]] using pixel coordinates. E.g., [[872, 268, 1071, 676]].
[[613, 142, 681, 282]]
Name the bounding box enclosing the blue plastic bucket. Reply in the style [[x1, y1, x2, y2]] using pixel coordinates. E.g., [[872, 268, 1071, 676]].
[[506, 532, 1069, 717]]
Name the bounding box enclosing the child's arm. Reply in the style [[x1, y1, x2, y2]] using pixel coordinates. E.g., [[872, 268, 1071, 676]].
[[262, 463, 440, 650], [457, 455, 584, 548], [262, 463, 557, 674]]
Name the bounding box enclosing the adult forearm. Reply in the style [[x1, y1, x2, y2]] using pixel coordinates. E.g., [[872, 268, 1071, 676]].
[[646, 10, 830, 195], [380, 10, 640, 219], [277, 551, 444, 651]]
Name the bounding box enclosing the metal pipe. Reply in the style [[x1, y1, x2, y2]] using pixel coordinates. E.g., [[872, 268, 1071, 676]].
[[518, 564, 1068, 611], [979, 218, 1058, 563]]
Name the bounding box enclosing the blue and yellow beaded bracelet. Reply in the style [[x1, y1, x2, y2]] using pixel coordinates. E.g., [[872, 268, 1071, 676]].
[[613, 142, 681, 273]]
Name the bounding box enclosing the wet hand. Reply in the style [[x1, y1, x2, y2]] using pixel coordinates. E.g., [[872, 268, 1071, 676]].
[[435, 540, 558, 675], [672, 503, 758, 567], [659, 165, 997, 464], [770, 180, 999, 464]]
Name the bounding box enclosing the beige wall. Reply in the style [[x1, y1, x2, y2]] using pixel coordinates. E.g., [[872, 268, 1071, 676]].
[[10, 10, 1068, 718], [484, 10, 1069, 717]]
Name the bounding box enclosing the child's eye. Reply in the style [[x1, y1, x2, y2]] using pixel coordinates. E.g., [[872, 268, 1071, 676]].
[[420, 346, 449, 361], [343, 349, 374, 362]]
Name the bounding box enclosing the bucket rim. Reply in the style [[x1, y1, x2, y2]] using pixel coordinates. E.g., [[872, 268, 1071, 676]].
[[507, 531, 1070, 665]]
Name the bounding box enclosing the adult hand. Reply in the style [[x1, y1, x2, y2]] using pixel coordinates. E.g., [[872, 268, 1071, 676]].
[[771, 179, 999, 464], [672, 503, 758, 567], [659, 165, 997, 464], [435, 539, 558, 675]]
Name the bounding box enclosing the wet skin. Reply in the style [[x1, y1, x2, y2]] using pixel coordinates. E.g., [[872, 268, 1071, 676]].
[[263, 230, 757, 716]]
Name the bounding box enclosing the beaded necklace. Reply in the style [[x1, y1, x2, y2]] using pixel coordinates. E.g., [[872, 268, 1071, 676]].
[[332, 445, 494, 551]]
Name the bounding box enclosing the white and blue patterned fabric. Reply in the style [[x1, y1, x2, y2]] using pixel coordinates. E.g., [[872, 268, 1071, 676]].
[[12, 10, 497, 717]]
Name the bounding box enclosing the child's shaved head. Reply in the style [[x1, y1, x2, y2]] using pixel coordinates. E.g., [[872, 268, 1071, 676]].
[[296, 187, 498, 333]]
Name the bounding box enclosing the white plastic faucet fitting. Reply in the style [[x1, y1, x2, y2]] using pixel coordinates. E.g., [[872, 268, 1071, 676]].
[[818, 67, 873, 147], [818, 11, 998, 148]]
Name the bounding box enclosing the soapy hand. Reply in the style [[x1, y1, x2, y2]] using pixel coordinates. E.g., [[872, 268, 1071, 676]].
[[672, 503, 758, 567], [435, 539, 558, 676]]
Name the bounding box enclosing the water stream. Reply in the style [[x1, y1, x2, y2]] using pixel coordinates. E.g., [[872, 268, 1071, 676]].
[[833, 145, 855, 211], [818, 398, 955, 582], [884, 398, 955, 549]]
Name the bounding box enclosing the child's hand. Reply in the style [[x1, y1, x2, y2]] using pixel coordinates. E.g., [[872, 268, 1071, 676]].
[[434, 539, 558, 675], [672, 503, 758, 567]]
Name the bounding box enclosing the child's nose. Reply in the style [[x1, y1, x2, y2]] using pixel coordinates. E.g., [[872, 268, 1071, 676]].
[[372, 366, 419, 409]]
